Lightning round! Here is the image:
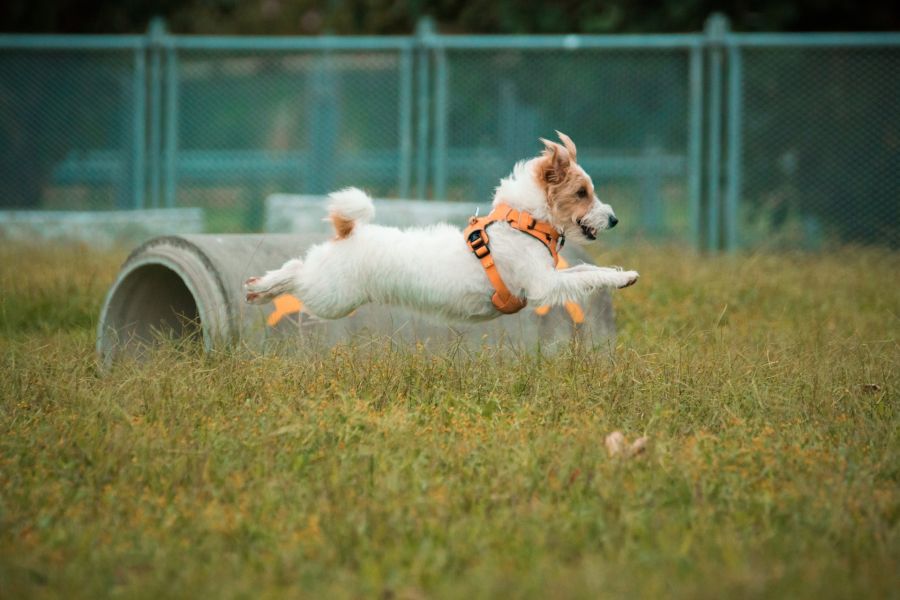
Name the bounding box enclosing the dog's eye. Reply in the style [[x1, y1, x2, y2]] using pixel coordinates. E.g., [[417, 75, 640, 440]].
[[576, 187, 587, 198]]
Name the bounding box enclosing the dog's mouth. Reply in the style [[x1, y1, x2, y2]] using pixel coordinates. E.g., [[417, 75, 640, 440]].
[[576, 218, 597, 240]]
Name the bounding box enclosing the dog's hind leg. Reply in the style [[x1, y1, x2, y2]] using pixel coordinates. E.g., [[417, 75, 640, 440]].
[[244, 258, 303, 305]]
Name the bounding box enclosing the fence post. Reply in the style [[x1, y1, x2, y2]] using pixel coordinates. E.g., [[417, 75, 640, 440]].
[[148, 17, 165, 209], [415, 17, 434, 199], [687, 44, 704, 250], [704, 13, 728, 251], [433, 47, 448, 201], [724, 41, 743, 252], [131, 42, 146, 209], [398, 47, 413, 199], [308, 49, 339, 195], [164, 37, 179, 209]]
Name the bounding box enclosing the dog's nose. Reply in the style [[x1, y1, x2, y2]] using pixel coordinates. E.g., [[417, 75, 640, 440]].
[[608, 215, 619, 229]]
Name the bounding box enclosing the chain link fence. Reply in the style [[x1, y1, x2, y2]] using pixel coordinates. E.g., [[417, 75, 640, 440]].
[[0, 46, 141, 212], [1, 19, 898, 249], [431, 44, 697, 244], [174, 46, 413, 231], [737, 43, 900, 248]]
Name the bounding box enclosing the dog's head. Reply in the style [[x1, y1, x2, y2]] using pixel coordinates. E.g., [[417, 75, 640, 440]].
[[532, 132, 618, 243]]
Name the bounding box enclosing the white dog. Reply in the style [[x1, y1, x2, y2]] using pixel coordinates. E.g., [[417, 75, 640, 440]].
[[244, 132, 638, 322]]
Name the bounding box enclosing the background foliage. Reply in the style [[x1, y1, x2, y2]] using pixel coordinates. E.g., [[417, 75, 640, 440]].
[[4, 0, 900, 35]]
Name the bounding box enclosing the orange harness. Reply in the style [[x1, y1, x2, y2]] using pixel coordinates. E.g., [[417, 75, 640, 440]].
[[464, 203, 563, 314]]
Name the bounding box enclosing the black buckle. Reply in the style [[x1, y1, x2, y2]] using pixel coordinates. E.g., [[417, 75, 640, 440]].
[[468, 230, 490, 257]]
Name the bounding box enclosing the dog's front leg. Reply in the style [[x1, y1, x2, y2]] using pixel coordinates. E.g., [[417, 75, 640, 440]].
[[528, 265, 638, 306]]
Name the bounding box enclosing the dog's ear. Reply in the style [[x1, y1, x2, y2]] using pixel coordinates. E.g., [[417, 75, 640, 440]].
[[556, 131, 577, 162], [538, 137, 571, 185]]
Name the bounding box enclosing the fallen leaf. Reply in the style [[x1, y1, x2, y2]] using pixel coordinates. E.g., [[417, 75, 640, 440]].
[[605, 431, 627, 457]]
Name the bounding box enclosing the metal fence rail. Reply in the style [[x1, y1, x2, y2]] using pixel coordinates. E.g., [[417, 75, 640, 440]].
[[1, 15, 898, 249]]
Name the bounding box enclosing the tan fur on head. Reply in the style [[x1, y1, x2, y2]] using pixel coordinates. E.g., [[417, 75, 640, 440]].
[[535, 132, 595, 225], [330, 213, 355, 240]]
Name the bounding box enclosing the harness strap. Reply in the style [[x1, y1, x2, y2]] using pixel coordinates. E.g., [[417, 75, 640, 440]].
[[463, 203, 563, 315]]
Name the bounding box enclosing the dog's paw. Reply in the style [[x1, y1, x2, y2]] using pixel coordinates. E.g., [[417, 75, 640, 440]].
[[617, 271, 639, 289], [244, 277, 270, 305], [246, 291, 274, 305], [243, 276, 261, 294]]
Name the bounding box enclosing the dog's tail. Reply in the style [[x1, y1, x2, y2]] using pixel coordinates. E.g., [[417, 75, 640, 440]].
[[327, 187, 375, 240]]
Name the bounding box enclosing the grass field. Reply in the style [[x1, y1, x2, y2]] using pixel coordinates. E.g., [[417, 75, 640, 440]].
[[0, 241, 897, 598]]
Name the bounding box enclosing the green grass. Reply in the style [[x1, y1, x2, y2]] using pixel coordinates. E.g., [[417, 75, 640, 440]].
[[1, 241, 898, 599]]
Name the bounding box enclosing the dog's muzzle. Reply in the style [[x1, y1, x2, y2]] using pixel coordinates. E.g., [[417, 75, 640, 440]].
[[576, 218, 598, 240]]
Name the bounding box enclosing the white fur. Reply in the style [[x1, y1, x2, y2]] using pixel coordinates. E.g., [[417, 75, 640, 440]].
[[245, 157, 638, 322]]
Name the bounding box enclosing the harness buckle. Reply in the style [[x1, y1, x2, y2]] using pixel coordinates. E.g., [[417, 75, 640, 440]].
[[464, 204, 557, 316], [467, 229, 490, 257]]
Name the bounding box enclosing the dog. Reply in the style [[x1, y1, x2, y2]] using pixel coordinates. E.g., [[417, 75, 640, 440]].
[[244, 132, 638, 322]]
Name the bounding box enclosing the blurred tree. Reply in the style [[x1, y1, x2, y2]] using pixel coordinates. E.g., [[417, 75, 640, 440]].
[[2, 0, 899, 34]]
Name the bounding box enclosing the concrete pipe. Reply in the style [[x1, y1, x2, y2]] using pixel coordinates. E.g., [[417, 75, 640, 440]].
[[97, 234, 615, 364]]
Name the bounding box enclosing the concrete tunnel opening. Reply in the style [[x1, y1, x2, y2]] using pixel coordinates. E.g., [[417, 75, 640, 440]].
[[100, 263, 202, 360]]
